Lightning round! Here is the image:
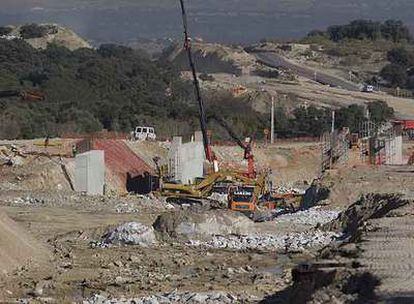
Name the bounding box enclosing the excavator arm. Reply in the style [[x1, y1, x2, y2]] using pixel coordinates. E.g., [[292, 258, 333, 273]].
[[210, 114, 256, 178]]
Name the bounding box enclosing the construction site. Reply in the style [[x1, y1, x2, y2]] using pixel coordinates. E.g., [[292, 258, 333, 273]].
[[2, 2, 414, 304]]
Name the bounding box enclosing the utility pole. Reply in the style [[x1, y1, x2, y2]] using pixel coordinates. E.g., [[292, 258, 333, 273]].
[[270, 96, 275, 144], [331, 110, 335, 133]]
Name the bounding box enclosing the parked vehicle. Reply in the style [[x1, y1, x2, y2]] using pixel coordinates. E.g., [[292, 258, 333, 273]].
[[362, 85, 374, 93], [134, 126, 156, 141]]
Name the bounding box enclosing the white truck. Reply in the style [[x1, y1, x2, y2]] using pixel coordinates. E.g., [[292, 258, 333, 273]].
[[362, 85, 374, 93], [134, 126, 156, 141]]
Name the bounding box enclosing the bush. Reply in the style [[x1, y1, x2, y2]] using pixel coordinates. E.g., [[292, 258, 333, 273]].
[[0, 26, 13, 36], [199, 73, 215, 81], [387, 47, 414, 66], [380, 64, 408, 87], [367, 101, 394, 123]]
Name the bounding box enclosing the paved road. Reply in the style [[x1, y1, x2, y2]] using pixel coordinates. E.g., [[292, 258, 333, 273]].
[[254, 52, 361, 92]]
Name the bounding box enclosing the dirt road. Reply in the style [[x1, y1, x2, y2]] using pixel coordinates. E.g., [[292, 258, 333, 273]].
[[358, 199, 414, 301]]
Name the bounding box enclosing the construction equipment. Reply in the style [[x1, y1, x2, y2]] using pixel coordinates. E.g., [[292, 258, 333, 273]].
[[210, 114, 256, 178], [0, 89, 45, 102], [179, 0, 214, 165], [228, 172, 267, 212], [156, 1, 271, 212]]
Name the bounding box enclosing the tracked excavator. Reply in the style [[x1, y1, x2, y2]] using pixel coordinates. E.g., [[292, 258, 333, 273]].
[[157, 0, 272, 211]]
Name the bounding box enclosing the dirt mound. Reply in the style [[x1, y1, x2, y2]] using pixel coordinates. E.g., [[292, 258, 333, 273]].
[[323, 193, 409, 238], [153, 210, 253, 240], [0, 210, 50, 275]]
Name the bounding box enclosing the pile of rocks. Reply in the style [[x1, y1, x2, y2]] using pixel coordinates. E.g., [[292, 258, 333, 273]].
[[84, 291, 239, 304], [10, 196, 45, 206], [95, 222, 158, 248], [187, 230, 339, 253], [276, 207, 340, 226]]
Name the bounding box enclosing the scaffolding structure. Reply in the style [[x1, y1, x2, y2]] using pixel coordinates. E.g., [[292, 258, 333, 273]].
[[321, 129, 350, 173], [358, 121, 401, 165]]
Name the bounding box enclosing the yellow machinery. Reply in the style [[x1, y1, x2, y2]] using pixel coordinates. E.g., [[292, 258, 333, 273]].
[[227, 172, 268, 212]]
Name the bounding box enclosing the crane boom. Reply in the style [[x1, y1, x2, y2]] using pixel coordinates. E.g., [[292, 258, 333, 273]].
[[178, 0, 213, 163]]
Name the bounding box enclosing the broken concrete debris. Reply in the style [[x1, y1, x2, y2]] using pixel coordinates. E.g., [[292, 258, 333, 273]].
[[187, 230, 339, 252], [275, 207, 340, 226], [84, 291, 240, 304], [10, 196, 45, 206], [98, 222, 158, 247]]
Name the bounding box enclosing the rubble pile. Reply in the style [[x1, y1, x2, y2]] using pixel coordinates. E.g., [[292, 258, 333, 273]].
[[187, 230, 339, 252], [9, 196, 45, 206], [276, 207, 340, 226], [0, 145, 25, 166], [99, 222, 158, 247], [84, 291, 240, 304]]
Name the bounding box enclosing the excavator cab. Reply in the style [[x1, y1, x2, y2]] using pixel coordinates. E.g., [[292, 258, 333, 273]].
[[228, 185, 257, 212]]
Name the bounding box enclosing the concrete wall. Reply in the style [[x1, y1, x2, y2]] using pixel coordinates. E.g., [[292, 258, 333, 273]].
[[75, 150, 105, 195], [384, 136, 403, 165], [168, 132, 204, 184]]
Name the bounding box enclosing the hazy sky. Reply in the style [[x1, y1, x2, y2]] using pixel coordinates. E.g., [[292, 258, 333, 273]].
[[1, 1, 414, 45]]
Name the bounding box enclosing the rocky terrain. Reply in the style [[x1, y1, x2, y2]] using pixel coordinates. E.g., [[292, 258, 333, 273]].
[[1, 139, 414, 302], [1, 23, 91, 50]]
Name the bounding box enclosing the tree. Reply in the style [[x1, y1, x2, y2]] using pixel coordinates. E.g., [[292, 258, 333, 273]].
[[336, 104, 366, 133], [380, 64, 407, 87], [381, 19, 412, 43], [387, 48, 414, 67], [367, 101, 394, 123], [321, 19, 411, 43]]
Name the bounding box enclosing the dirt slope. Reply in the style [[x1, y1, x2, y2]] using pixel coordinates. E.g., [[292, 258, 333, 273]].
[[0, 210, 50, 275]]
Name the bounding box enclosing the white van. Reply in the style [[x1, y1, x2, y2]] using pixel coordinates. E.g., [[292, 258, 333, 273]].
[[134, 126, 156, 141]]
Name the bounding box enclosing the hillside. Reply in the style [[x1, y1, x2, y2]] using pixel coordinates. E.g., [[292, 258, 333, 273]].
[[1, 23, 91, 50]]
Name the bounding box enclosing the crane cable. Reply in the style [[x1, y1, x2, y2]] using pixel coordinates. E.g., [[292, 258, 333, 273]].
[[178, 0, 213, 162]]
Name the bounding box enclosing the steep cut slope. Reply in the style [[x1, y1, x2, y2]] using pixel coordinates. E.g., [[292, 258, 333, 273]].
[[0, 210, 50, 275], [166, 42, 257, 76]]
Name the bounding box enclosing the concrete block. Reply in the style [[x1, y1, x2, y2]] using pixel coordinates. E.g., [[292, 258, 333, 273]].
[[168, 133, 204, 184], [75, 150, 105, 195]]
